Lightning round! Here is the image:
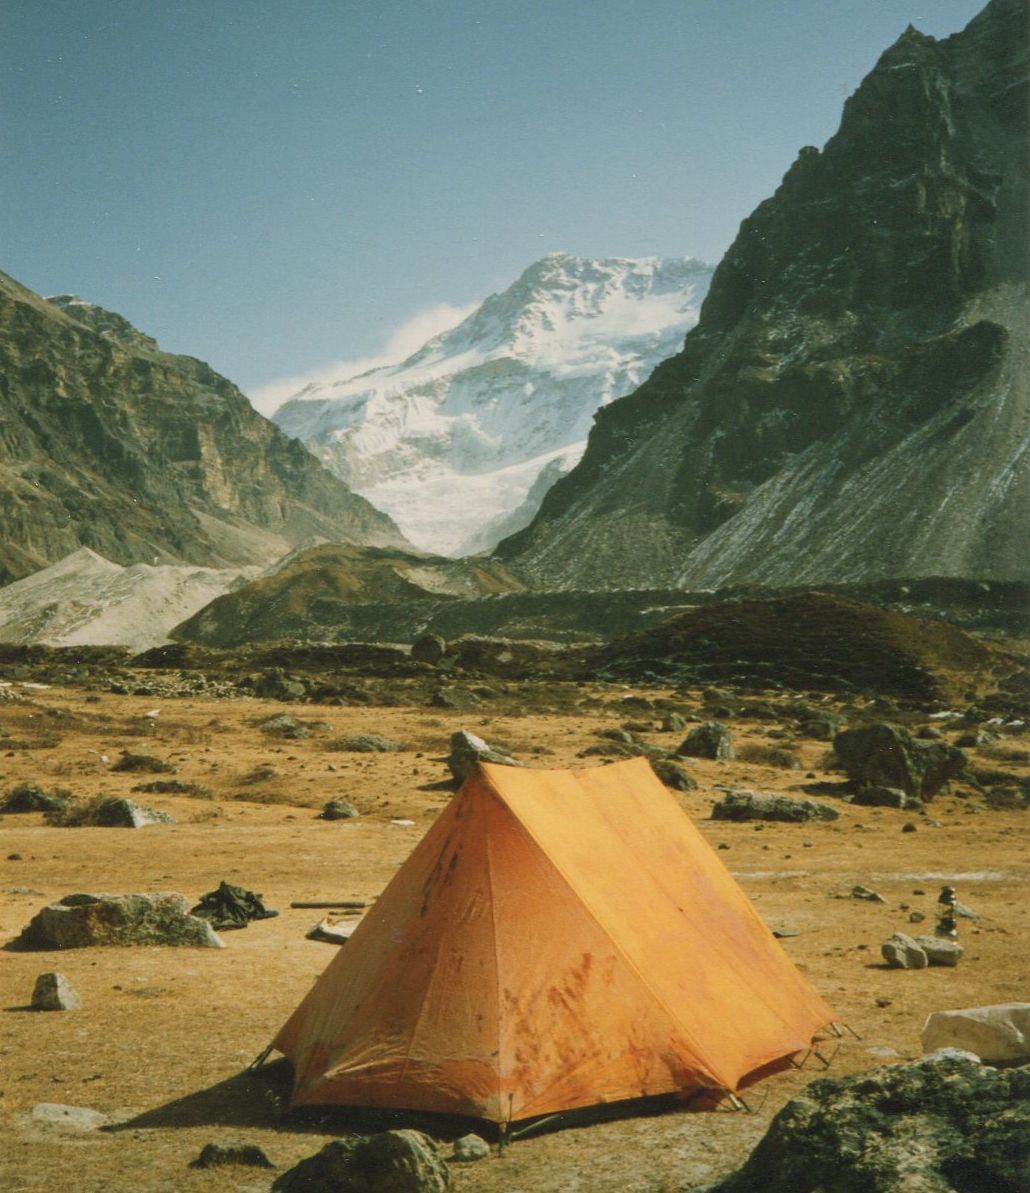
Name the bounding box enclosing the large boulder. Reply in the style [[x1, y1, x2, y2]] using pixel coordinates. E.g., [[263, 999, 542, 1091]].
[[703, 1052, 1030, 1193], [711, 790, 838, 823], [447, 730, 520, 784], [833, 723, 965, 798], [272, 1130, 451, 1193], [922, 1003, 1030, 1064], [13, 893, 224, 949]]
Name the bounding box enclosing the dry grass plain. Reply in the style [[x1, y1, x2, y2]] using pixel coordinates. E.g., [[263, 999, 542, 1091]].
[[1, 676, 1028, 1192]]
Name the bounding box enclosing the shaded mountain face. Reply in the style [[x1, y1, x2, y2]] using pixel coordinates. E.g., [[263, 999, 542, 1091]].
[[272, 254, 712, 555], [497, 0, 1030, 590], [0, 275, 408, 584]]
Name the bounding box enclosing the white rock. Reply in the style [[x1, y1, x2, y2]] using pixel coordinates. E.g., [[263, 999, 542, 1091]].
[[29, 1103, 107, 1131], [452, 1133, 490, 1161], [921, 1003, 1030, 1063]]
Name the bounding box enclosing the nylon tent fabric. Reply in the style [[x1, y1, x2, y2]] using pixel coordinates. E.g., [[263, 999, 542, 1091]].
[[272, 756, 836, 1123]]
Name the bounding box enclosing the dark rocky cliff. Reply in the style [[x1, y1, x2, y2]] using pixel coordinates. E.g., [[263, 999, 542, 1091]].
[[496, 0, 1029, 589], [0, 274, 408, 583]]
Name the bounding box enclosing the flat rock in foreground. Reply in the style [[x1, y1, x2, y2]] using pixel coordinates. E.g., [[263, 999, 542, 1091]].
[[13, 893, 224, 950]]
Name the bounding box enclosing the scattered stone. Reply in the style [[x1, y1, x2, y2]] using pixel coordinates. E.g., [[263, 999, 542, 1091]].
[[703, 1051, 1030, 1193], [260, 714, 310, 739], [14, 892, 224, 950], [110, 751, 176, 774], [660, 712, 687, 733], [901, 822, 918, 833], [676, 721, 735, 760], [330, 734, 400, 753], [190, 1142, 275, 1169], [31, 971, 82, 1010], [447, 730, 520, 785], [2, 783, 72, 813], [908, 910, 926, 923], [711, 790, 837, 823], [650, 758, 698, 791], [319, 798, 359, 821], [410, 634, 446, 665], [272, 1130, 451, 1193], [29, 1103, 107, 1132], [850, 884, 887, 903], [849, 785, 923, 810], [921, 1003, 1030, 1064], [881, 931, 928, 968], [451, 1134, 489, 1162], [254, 669, 309, 702], [913, 935, 964, 967], [833, 723, 965, 798]]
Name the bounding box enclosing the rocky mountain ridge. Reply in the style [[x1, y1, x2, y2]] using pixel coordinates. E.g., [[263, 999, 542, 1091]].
[[272, 253, 712, 554], [0, 272, 408, 584], [497, 0, 1030, 589]]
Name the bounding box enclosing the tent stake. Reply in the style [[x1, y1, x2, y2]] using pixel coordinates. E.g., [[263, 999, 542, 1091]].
[[247, 1044, 273, 1070]]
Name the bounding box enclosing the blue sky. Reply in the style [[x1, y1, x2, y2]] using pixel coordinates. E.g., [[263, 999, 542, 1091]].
[[2, 1, 986, 412]]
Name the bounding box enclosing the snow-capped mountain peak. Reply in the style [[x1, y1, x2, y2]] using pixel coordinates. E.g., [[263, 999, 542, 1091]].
[[272, 253, 712, 555]]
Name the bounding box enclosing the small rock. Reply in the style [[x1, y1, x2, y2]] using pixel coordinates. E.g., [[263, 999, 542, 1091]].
[[2, 784, 72, 813], [711, 789, 837, 823], [430, 686, 481, 711], [901, 822, 918, 833], [319, 798, 359, 821], [881, 931, 928, 969], [272, 1130, 451, 1193], [650, 758, 698, 791], [850, 785, 923, 810], [110, 751, 176, 774], [676, 721, 735, 760], [850, 884, 887, 903], [331, 734, 400, 753], [31, 971, 82, 1011], [452, 1133, 489, 1162], [448, 730, 520, 785], [89, 798, 175, 828], [660, 712, 687, 733], [908, 911, 926, 923], [14, 892, 224, 950], [29, 1103, 107, 1131], [190, 1142, 275, 1169], [260, 715, 309, 739], [913, 935, 964, 967]]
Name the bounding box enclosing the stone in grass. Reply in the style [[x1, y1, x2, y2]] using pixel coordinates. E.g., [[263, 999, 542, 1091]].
[[260, 714, 310, 740], [913, 935, 964, 967], [702, 1051, 1030, 1193], [881, 931, 929, 969], [14, 893, 224, 950], [331, 734, 401, 753], [676, 721, 734, 760], [90, 798, 175, 828], [273, 1130, 451, 1192], [711, 790, 837, 823], [31, 971, 82, 1011], [650, 758, 698, 792], [29, 1103, 107, 1131], [448, 730, 520, 785], [922, 1003, 1030, 1064], [452, 1133, 490, 1161], [190, 1142, 275, 1169], [2, 783, 73, 813], [850, 785, 924, 810], [319, 798, 359, 821], [110, 751, 177, 774]]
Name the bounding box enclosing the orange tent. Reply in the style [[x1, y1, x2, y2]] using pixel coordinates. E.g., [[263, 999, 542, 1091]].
[[273, 757, 835, 1124]]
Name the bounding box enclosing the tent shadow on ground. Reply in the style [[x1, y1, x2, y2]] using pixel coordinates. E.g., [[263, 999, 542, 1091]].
[[105, 1059, 295, 1133]]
